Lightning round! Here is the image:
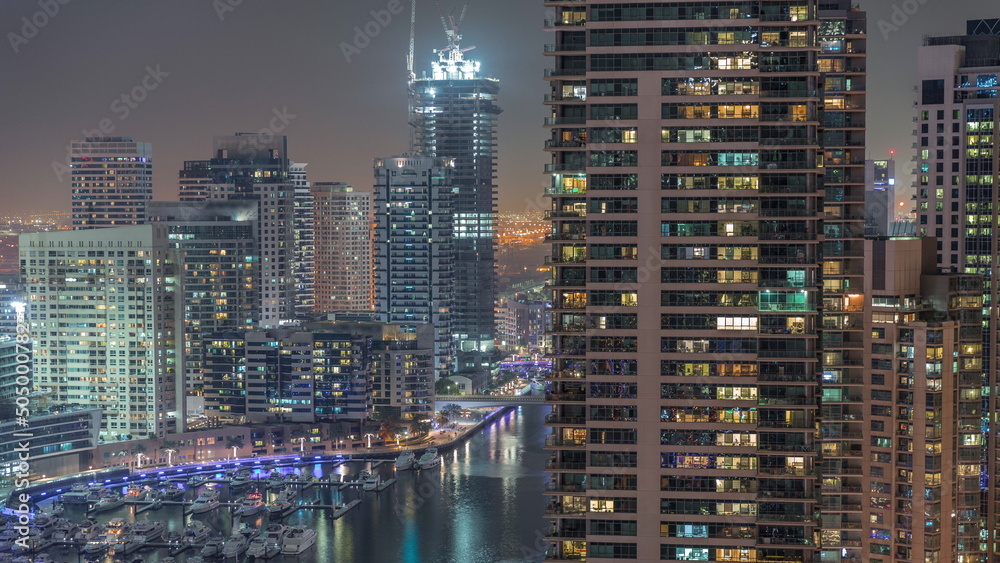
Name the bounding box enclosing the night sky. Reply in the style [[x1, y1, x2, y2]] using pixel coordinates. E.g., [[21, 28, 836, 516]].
[[0, 0, 989, 217]]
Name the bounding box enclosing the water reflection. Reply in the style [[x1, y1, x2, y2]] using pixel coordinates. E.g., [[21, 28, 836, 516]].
[[42, 406, 550, 563]]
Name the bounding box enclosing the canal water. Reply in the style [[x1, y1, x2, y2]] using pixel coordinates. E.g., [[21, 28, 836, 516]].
[[45, 405, 551, 563]]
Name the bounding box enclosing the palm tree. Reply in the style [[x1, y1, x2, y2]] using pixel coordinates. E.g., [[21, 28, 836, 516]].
[[409, 414, 432, 437], [378, 415, 402, 442], [225, 435, 245, 459], [442, 404, 463, 420]]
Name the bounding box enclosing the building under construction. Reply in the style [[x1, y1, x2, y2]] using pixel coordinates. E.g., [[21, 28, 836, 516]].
[[410, 2, 501, 383]]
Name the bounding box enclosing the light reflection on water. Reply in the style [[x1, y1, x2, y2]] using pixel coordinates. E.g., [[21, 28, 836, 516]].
[[43, 406, 550, 563]]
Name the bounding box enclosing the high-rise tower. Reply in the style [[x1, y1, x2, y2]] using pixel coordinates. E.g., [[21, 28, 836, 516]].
[[20, 225, 182, 440], [70, 137, 152, 229], [146, 201, 259, 396], [542, 1, 864, 560], [181, 134, 296, 328], [412, 19, 501, 380], [373, 155, 455, 386], [312, 182, 373, 314], [914, 18, 1000, 559], [290, 162, 315, 320]]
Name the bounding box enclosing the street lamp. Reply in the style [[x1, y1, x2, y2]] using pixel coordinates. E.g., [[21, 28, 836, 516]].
[[364, 433, 375, 449], [338, 439, 344, 450]]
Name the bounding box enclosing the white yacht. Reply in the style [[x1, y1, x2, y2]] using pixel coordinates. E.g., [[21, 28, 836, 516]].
[[50, 520, 78, 541], [362, 474, 381, 491], [130, 520, 165, 541], [72, 521, 104, 544], [229, 470, 252, 490], [221, 533, 249, 558], [280, 527, 317, 555], [267, 491, 295, 517], [81, 538, 108, 555], [200, 537, 225, 557], [247, 524, 288, 560], [108, 533, 143, 556], [247, 536, 281, 560], [394, 450, 417, 470], [84, 485, 107, 504], [184, 520, 211, 544], [417, 448, 441, 470], [31, 516, 56, 538], [124, 485, 147, 502], [92, 493, 125, 513], [232, 491, 265, 517], [266, 471, 286, 491], [235, 522, 260, 541], [189, 488, 220, 514], [162, 483, 185, 500]]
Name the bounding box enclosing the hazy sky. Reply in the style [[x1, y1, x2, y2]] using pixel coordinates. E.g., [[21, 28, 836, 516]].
[[0, 0, 989, 216]]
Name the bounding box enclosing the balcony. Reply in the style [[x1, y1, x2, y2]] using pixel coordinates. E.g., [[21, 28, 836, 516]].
[[544, 256, 585, 265], [544, 68, 588, 77], [545, 210, 586, 219], [544, 43, 587, 52], [545, 163, 587, 173], [544, 116, 586, 126], [545, 139, 587, 149], [544, 233, 585, 242], [544, 186, 587, 196], [545, 436, 587, 449], [548, 392, 586, 402], [543, 19, 587, 27], [545, 413, 586, 425], [544, 482, 586, 493], [547, 370, 585, 380], [543, 503, 587, 516], [546, 529, 586, 540], [545, 461, 586, 471], [545, 94, 587, 104]]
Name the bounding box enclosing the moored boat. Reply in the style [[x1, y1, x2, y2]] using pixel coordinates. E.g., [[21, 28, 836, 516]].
[[394, 450, 416, 470], [221, 533, 249, 558], [189, 488, 220, 514], [184, 520, 211, 544], [416, 447, 441, 470], [131, 519, 165, 541], [199, 537, 224, 557], [280, 526, 317, 555], [232, 491, 265, 517], [362, 474, 381, 491], [92, 493, 124, 513]]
